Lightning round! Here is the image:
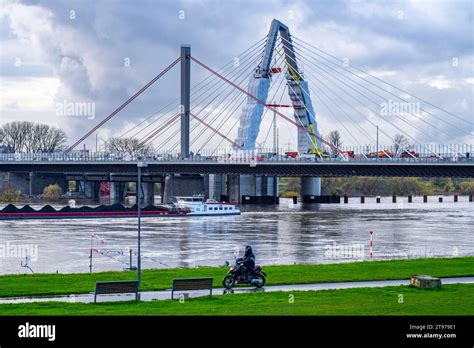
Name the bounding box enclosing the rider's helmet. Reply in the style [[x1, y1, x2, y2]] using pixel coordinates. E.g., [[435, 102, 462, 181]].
[[245, 245, 252, 254]]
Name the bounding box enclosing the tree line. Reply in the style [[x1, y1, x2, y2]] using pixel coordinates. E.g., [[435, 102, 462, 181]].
[[0, 121, 151, 154], [0, 121, 67, 153]]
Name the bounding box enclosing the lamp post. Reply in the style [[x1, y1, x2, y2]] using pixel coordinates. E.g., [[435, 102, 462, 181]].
[[137, 160, 148, 287], [376, 125, 379, 162]]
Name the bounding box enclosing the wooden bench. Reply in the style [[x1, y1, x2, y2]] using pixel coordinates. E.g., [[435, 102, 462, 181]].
[[94, 280, 139, 303], [171, 278, 213, 300]]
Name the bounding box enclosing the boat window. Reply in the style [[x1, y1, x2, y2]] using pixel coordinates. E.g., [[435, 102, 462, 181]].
[[219, 206, 223, 210]]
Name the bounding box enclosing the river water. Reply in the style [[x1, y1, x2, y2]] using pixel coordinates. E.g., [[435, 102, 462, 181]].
[[0, 196, 473, 275]]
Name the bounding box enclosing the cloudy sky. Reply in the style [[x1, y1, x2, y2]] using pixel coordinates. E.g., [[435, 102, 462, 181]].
[[0, 0, 473, 152]]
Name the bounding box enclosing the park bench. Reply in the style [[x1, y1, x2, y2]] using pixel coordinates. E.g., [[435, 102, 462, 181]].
[[171, 278, 213, 300], [94, 280, 139, 303]]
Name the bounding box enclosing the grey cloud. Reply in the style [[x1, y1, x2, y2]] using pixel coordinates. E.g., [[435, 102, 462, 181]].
[[1, 0, 472, 147]]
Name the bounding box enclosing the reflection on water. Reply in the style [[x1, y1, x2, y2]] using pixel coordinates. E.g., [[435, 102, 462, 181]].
[[0, 197, 473, 274]]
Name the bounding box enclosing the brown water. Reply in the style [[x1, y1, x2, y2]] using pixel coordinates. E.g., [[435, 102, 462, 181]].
[[0, 196, 473, 274]]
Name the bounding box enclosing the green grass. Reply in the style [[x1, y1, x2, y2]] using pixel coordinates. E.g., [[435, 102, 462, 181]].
[[1, 283, 472, 316], [0, 257, 472, 298]]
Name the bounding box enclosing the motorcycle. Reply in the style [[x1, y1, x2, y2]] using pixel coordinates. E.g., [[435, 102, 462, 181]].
[[223, 257, 267, 289]]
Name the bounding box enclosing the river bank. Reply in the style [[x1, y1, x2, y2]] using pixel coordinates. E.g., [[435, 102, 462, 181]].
[[0, 257, 472, 298]]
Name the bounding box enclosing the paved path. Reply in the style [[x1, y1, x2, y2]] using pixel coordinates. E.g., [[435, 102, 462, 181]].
[[1, 277, 473, 304]]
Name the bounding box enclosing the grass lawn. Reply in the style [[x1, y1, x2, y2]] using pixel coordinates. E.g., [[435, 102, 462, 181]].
[[0, 257, 472, 298], [0, 283, 472, 316]]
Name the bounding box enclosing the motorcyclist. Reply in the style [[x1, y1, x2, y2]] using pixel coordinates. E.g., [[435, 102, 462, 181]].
[[240, 245, 255, 280]]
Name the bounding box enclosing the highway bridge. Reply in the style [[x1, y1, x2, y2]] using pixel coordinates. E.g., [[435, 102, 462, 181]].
[[1, 158, 473, 178]]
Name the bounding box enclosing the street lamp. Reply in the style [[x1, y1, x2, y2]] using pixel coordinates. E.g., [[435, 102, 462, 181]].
[[376, 125, 379, 162], [137, 160, 148, 287]]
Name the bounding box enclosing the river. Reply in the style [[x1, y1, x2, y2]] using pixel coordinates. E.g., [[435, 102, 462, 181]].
[[0, 196, 472, 275]]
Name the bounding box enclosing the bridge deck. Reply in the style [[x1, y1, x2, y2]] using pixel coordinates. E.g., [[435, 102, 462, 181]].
[[1, 160, 473, 177]]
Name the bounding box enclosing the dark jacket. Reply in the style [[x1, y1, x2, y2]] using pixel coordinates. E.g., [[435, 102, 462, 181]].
[[243, 249, 255, 270]]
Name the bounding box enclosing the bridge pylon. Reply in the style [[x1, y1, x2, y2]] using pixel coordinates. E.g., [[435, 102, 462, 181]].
[[232, 19, 321, 203]]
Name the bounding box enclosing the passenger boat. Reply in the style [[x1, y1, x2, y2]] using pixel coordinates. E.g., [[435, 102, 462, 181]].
[[175, 195, 240, 216]]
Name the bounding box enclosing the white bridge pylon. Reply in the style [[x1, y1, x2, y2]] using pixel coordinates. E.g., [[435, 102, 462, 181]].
[[235, 19, 321, 155], [233, 18, 322, 200]]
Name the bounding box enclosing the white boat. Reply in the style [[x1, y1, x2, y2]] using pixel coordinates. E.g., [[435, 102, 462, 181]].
[[176, 195, 240, 216]]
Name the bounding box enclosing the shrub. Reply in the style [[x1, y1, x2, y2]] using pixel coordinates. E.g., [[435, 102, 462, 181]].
[[0, 188, 22, 203], [43, 184, 63, 201], [458, 181, 474, 195], [281, 191, 299, 198]]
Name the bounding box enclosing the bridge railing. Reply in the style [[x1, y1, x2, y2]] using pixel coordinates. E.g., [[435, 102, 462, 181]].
[[0, 151, 473, 164]]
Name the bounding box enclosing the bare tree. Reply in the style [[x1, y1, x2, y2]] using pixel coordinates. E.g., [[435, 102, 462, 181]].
[[393, 134, 412, 155], [0, 121, 67, 153], [106, 137, 153, 156], [0, 122, 27, 152], [327, 130, 343, 155], [39, 125, 67, 152]]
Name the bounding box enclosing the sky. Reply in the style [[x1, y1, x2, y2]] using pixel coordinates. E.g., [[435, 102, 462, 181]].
[[0, 0, 473, 152]]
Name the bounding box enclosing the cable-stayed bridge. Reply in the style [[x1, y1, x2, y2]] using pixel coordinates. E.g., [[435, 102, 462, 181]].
[[1, 19, 472, 204]]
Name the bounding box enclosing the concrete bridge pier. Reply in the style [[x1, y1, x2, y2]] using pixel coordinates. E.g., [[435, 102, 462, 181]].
[[160, 182, 165, 203], [240, 174, 255, 204], [266, 176, 279, 197], [2, 173, 29, 194], [209, 174, 227, 201], [237, 174, 279, 204], [84, 181, 100, 201], [301, 177, 321, 203], [163, 174, 206, 203], [226, 174, 240, 203], [203, 174, 210, 202], [73, 180, 82, 193], [255, 176, 263, 197], [141, 182, 155, 205], [110, 182, 126, 204]]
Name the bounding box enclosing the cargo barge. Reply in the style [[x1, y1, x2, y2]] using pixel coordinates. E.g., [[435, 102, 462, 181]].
[[0, 197, 241, 220], [0, 203, 188, 220]]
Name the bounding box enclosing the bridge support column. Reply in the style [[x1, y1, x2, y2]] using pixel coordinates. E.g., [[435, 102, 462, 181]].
[[209, 174, 226, 201], [227, 174, 240, 203], [239, 174, 279, 204], [301, 177, 321, 203], [255, 176, 263, 196], [267, 176, 280, 197], [2, 173, 29, 195], [240, 175, 255, 197], [163, 174, 205, 203], [110, 182, 126, 204], [203, 174, 210, 200], [141, 182, 155, 205], [29, 172, 34, 196], [84, 181, 100, 201], [240, 174, 255, 204], [74, 180, 82, 193], [160, 182, 165, 203]]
